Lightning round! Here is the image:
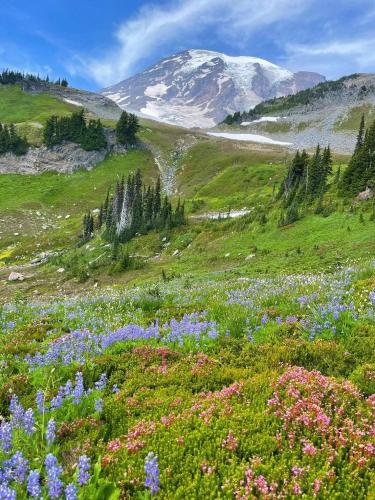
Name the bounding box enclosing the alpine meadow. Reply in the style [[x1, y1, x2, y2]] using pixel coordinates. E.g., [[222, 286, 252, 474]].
[[0, 2, 374, 499]]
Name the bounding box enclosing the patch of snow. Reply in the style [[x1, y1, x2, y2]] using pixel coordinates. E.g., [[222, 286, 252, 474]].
[[140, 100, 216, 128], [63, 98, 82, 107], [191, 208, 252, 220], [207, 132, 292, 146], [144, 83, 169, 98], [241, 116, 281, 125]]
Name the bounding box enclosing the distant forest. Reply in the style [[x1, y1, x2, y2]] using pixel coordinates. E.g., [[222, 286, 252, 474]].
[[0, 69, 68, 87]]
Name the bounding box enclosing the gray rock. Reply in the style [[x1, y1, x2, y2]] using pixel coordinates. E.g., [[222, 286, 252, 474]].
[[8, 272, 25, 281], [0, 137, 128, 175], [356, 187, 373, 201]]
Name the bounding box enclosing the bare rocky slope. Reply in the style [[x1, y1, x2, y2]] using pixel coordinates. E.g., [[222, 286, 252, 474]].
[[218, 73, 375, 154], [101, 49, 324, 128]]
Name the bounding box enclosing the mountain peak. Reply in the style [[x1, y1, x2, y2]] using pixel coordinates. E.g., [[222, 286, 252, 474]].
[[102, 49, 325, 128]]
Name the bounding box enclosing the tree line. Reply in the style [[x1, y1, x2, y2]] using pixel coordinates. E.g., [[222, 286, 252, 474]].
[[221, 76, 358, 125], [81, 170, 186, 246], [0, 69, 68, 87], [340, 115, 375, 196], [43, 110, 140, 151], [43, 110, 107, 151], [0, 123, 29, 156], [277, 145, 333, 225]]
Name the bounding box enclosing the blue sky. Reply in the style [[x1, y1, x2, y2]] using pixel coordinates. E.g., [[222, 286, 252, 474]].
[[1, 0, 375, 90]]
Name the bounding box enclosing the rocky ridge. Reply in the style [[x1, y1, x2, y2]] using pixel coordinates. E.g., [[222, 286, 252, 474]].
[[102, 49, 325, 128]]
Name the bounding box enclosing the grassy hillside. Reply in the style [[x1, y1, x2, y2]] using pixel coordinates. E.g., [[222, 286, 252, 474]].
[[0, 84, 374, 500], [0, 85, 79, 144]]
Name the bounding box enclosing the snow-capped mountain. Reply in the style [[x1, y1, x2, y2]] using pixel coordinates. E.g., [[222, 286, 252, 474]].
[[101, 49, 325, 128]]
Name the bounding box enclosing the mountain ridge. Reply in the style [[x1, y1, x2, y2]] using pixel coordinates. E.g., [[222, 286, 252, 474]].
[[101, 49, 325, 128]]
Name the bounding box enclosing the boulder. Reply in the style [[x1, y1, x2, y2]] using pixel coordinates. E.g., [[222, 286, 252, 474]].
[[8, 272, 25, 281], [356, 187, 373, 201]]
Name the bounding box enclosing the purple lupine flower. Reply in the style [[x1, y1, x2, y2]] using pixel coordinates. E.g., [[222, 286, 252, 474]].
[[144, 452, 159, 495], [0, 483, 16, 499], [9, 395, 19, 414], [72, 372, 84, 404], [64, 380, 73, 397], [0, 422, 13, 452], [369, 290, 375, 306], [23, 408, 35, 436], [94, 398, 103, 413], [10, 451, 29, 483], [36, 390, 45, 414], [45, 453, 63, 498], [77, 455, 90, 486], [95, 373, 107, 391], [9, 395, 24, 427], [261, 314, 268, 325], [46, 418, 56, 445], [50, 388, 64, 410], [27, 470, 41, 498], [65, 483, 78, 500], [112, 384, 120, 394]]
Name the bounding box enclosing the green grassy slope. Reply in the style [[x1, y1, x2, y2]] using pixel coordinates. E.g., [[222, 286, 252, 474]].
[[0, 85, 79, 145], [0, 86, 373, 298]]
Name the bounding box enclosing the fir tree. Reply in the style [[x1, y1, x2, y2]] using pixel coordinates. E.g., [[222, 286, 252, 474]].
[[116, 111, 129, 144]]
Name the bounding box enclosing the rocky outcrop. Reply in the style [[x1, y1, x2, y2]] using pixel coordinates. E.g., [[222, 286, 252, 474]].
[[0, 131, 128, 174]]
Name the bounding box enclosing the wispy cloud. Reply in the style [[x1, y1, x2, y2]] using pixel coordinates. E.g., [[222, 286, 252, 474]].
[[73, 0, 310, 87], [285, 35, 375, 77]]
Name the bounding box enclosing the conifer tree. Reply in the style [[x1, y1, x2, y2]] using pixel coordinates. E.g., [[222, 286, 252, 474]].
[[116, 111, 129, 144]]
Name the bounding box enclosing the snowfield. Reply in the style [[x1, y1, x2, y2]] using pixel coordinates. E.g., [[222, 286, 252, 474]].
[[241, 116, 281, 125], [63, 98, 82, 107], [207, 132, 292, 146]]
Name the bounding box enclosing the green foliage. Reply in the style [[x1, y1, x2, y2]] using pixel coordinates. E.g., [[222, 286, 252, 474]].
[[116, 111, 140, 145], [43, 110, 107, 150], [99, 170, 186, 246], [341, 114, 375, 195], [0, 68, 68, 86], [0, 122, 29, 155]]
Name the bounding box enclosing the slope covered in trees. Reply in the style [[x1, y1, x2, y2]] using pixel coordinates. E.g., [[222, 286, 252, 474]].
[[0, 69, 68, 87], [221, 74, 366, 124], [43, 110, 107, 151], [0, 123, 29, 156], [81, 170, 185, 246], [341, 114, 375, 195]]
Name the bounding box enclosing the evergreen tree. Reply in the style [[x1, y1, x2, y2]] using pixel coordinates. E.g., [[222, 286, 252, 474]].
[[116, 111, 129, 144], [81, 120, 106, 151], [0, 122, 29, 156], [115, 111, 140, 144], [341, 116, 375, 195], [127, 113, 140, 143], [153, 177, 161, 220], [355, 114, 365, 151]]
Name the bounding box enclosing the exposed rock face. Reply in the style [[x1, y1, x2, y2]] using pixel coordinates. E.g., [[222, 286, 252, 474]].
[[0, 131, 128, 174], [102, 49, 325, 128]]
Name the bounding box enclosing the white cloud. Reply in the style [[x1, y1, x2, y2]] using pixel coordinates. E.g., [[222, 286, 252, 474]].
[[284, 36, 375, 77], [73, 0, 310, 87]]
